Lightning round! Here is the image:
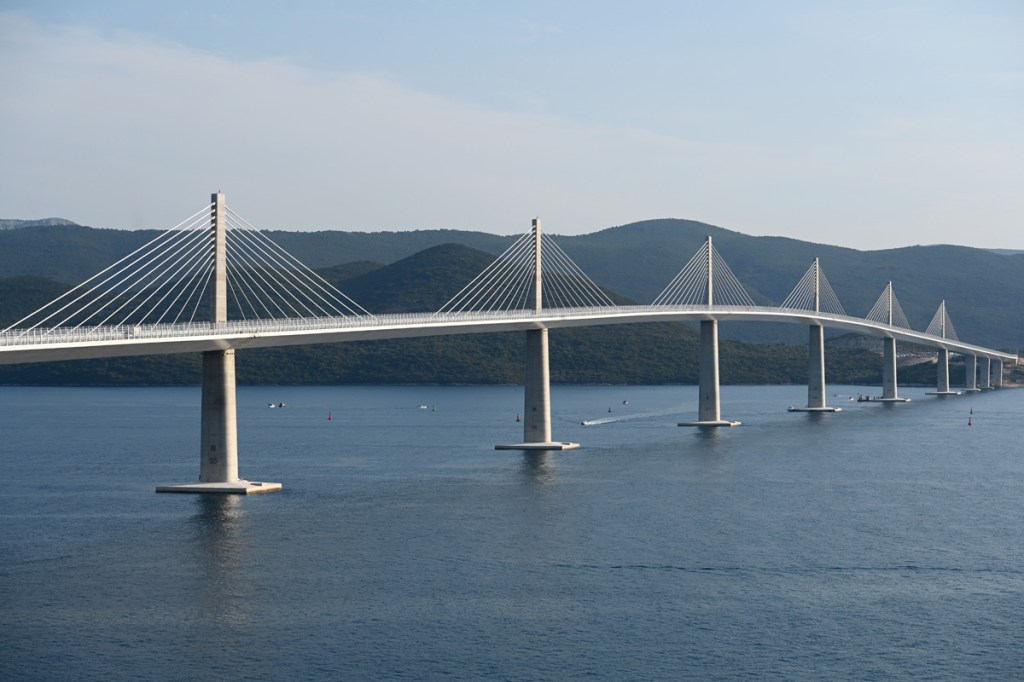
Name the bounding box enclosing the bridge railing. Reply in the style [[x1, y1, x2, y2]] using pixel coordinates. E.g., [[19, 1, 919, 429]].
[[0, 304, 925, 346], [0, 304, 754, 347]]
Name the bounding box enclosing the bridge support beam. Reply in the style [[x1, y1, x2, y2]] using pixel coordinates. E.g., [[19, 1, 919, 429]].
[[980, 357, 992, 390], [965, 355, 979, 391], [789, 324, 840, 413], [680, 320, 741, 427], [993, 359, 1003, 388], [927, 348, 960, 396], [157, 191, 281, 493], [496, 329, 579, 451]]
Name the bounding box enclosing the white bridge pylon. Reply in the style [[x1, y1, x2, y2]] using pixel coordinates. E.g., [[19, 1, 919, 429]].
[[782, 258, 845, 413], [442, 218, 611, 451], [2, 198, 370, 338], [925, 300, 963, 396], [436, 218, 614, 315]]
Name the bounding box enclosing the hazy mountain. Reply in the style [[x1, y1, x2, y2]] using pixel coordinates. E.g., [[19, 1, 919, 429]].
[[0, 218, 79, 230]]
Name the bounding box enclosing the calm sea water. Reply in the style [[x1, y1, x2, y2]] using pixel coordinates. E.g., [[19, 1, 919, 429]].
[[1, 384, 1023, 680]]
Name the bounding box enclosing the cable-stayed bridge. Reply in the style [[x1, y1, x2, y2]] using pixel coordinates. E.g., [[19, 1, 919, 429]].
[[0, 194, 1015, 493]]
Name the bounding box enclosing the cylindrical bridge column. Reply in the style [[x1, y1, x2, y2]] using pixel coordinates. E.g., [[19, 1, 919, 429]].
[[200, 349, 238, 482], [523, 328, 552, 443], [993, 359, 1003, 388], [965, 355, 978, 391], [787, 262, 840, 413], [698, 320, 721, 422], [808, 325, 826, 408], [680, 319, 740, 426], [926, 349, 958, 396], [882, 336, 899, 400], [494, 327, 579, 450], [937, 349, 950, 393], [788, 324, 839, 412], [980, 357, 992, 390]]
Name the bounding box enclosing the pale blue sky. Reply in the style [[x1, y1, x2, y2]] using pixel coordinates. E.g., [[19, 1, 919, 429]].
[[1, 1, 1020, 249]]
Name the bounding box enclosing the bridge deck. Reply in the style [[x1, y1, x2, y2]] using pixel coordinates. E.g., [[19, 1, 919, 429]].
[[0, 305, 1014, 365]]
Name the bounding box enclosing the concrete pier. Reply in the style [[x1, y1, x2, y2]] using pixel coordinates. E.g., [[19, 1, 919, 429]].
[[496, 329, 578, 451], [157, 192, 281, 494], [788, 324, 841, 413], [861, 336, 910, 403], [993, 359, 1003, 388], [980, 357, 992, 390], [680, 319, 741, 427], [927, 348, 961, 396], [964, 354, 980, 391]]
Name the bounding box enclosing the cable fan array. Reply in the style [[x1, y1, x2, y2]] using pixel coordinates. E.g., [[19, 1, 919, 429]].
[[778, 260, 846, 315], [224, 208, 369, 320], [1, 201, 971, 347], [924, 301, 958, 340], [652, 238, 755, 307], [865, 282, 911, 329], [436, 228, 614, 314], [3, 204, 370, 337]]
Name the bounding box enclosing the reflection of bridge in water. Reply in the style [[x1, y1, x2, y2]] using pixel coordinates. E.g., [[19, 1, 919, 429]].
[[0, 193, 1014, 493]]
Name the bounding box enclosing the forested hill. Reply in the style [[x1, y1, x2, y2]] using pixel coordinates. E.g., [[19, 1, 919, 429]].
[[1, 217, 1022, 348]]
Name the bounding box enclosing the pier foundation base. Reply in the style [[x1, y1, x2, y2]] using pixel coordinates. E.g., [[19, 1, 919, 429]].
[[495, 442, 580, 451], [787, 406, 842, 413], [678, 419, 742, 427], [156, 480, 283, 494]]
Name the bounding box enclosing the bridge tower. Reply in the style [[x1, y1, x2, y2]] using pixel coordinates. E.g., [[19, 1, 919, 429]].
[[788, 258, 841, 413], [870, 282, 911, 403], [496, 218, 579, 451], [157, 192, 281, 493], [926, 301, 961, 396], [680, 235, 740, 427]]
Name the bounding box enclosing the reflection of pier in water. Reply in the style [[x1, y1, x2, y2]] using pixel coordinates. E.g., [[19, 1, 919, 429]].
[[188, 495, 253, 626], [520, 451, 557, 488]]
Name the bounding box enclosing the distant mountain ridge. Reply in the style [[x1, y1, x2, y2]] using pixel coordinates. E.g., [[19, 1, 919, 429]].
[[0, 217, 78, 230]]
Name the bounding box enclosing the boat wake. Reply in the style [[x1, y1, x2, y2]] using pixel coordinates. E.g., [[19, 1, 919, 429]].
[[580, 404, 689, 427]]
